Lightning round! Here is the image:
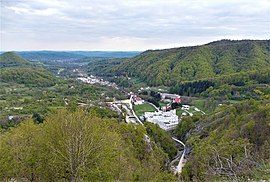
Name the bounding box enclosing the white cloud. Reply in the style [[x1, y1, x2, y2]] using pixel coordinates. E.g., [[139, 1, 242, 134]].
[[1, 0, 270, 51], [6, 6, 60, 16]]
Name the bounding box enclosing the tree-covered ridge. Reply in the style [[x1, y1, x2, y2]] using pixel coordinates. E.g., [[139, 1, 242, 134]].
[[86, 57, 126, 77], [176, 100, 270, 181], [0, 52, 32, 68], [0, 109, 176, 181], [111, 40, 270, 86], [0, 68, 58, 87], [169, 68, 270, 99]]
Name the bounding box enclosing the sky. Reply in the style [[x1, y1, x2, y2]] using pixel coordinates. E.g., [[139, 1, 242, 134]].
[[1, 0, 270, 51]]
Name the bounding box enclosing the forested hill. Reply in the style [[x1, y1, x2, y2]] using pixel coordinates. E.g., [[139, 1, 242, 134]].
[[176, 100, 270, 181], [112, 40, 270, 86], [0, 68, 58, 87], [0, 52, 32, 68], [0, 52, 58, 87]]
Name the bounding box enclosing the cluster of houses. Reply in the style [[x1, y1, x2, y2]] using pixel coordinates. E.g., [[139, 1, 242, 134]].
[[160, 93, 181, 112], [77, 75, 118, 89]]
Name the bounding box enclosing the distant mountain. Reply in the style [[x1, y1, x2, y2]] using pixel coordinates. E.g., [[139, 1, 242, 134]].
[[71, 51, 141, 58], [0, 52, 32, 68], [14, 51, 141, 61], [110, 40, 270, 86], [16, 51, 85, 61]]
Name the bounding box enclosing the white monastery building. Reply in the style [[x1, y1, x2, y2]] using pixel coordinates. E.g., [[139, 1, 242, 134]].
[[144, 110, 179, 130]]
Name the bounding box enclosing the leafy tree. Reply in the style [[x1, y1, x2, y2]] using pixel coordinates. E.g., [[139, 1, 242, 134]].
[[144, 122, 177, 159], [181, 100, 270, 181], [0, 109, 176, 181]]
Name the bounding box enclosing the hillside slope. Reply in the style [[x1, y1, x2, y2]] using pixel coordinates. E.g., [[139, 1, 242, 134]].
[[111, 40, 270, 86], [175, 100, 270, 181], [0, 68, 58, 87], [0, 52, 32, 68], [0, 52, 58, 87]]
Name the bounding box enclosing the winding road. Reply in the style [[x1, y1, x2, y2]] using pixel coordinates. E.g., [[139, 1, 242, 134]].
[[113, 96, 186, 175], [172, 137, 186, 174]]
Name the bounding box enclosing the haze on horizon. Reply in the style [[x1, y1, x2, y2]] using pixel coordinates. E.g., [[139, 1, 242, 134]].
[[1, 0, 270, 51]]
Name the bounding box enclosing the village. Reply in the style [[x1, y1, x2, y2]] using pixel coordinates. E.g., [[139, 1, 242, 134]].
[[76, 71, 205, 131], [107, 91, 205, 131], [77, 75, 119, 89], [75, 69, 119, 89]]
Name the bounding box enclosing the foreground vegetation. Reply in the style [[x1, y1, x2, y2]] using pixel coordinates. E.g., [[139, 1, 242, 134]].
[[0, 109, 176, 181], [175, 100, 270, 181]]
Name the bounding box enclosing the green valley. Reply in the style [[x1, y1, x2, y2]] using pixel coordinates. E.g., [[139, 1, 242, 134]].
[[0, 39, 269, 181]]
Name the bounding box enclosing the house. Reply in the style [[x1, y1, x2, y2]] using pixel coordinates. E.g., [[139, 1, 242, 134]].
[[160, 93, 180, 100], [131, 95, 145, 105], [174, 97, 181, 104], [182, 105, 190, 110], [144, 110, 179, 130]]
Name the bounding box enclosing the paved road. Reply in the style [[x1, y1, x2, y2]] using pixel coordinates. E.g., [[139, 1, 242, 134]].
[[172, 137, 186, 174], [145, 101, 159, 111], [114, 96, 186, 175]]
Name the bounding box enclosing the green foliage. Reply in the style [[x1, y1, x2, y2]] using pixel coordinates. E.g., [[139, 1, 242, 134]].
[[0, 77, 126, 127], [174, 116, 201, 141], [0, 68, 58, 87], [0, 52, 32, 68], [32, 113, 44, 124], [144, 122, 177, 159], [170, 68, 270, 100], [84, 40, 270, 102], [0, 109, 176, 181], [86, 58, 126, 77], [181, 100, 270, 181], [88, 106, 119, 118], [139, 91, 161, 107], [93, 40, 270, 88]]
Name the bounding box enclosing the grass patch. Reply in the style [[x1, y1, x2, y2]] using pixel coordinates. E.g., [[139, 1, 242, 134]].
[[48, 106, 65, 110], [228, 100, 241, 104], [134, 103, 156, 117], [252, 162, 270, 181], [159, 101, 169, 107], [146, 86, 169, 92], [176, 108, 183, 117], [191, 99, 205, 110]]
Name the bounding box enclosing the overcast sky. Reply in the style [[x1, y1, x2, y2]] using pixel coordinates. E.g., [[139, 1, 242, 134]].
[[1, 0, 270, 51]]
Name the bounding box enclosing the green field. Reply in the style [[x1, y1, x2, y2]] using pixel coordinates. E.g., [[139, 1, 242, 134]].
[[159, 101, 169, 107], [191, 99, 205, 110], [134, 103, 157, 117]]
